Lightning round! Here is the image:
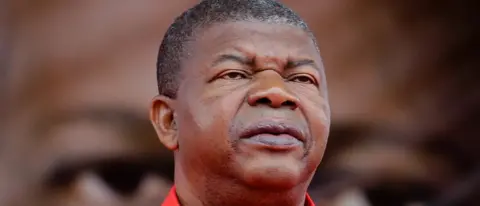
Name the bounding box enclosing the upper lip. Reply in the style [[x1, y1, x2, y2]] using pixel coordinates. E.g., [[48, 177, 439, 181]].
[[239, 120, 305, 142]]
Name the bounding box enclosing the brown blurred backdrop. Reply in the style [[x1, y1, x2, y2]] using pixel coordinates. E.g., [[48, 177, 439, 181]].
[[1, 0, 479, 206]]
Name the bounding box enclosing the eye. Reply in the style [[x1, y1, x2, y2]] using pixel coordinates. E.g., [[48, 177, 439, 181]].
[[289, 74, 317, 85], [219, 70, 249, 80], [45, 158, 174, 198]]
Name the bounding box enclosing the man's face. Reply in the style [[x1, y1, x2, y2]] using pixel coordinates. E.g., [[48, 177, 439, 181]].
[[162, 21, 329, 189]]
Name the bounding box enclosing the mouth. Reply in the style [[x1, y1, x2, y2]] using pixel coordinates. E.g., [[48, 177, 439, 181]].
[[239, 120, 305, 149]]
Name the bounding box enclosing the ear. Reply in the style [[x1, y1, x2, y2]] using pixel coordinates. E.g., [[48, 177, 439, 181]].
[[150, 95, 178, 150]]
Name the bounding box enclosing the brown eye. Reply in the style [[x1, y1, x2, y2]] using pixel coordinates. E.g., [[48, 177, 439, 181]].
[[220, 71, 248, 80], [289, 75, 316, 85]]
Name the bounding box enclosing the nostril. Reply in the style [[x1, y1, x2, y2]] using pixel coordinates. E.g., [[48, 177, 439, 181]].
[[256, 97, 272, 105], [281, 100, 297, 108]]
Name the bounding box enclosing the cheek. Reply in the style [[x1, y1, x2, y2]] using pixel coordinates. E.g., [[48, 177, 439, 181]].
[[293, 86, 330, 125], [174, 84, 249, 173], [187, 92, 244, 129], [174, 97, 229, 170], [295, 87, 330, 148], [193, 81, 249, 127], [176, 83, 248, 146]]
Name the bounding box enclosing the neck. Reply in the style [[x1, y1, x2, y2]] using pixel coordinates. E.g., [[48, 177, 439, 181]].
[[175, 166, 309, 206]]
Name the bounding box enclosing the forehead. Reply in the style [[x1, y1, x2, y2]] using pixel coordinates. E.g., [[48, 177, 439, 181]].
[[190, 21, 320, 61]]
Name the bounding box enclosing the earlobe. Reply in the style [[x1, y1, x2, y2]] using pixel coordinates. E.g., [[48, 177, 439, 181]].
[[150, 95, 179, 150]]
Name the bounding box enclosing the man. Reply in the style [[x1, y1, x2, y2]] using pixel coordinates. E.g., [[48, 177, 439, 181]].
[[150, 0, 330, 205]]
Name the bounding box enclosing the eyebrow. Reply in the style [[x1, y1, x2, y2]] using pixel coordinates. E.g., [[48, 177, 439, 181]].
[[286, 59, 319, 70], [211, 54, 253, 67], [211, 54, 319, 71]]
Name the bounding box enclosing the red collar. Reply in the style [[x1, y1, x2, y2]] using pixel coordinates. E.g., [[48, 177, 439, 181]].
[[162, 186, 315, 206]]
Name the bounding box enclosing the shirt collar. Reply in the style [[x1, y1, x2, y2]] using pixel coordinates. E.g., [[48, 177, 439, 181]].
[[161, 186, 315, 206], [161, 186, 180, 206]]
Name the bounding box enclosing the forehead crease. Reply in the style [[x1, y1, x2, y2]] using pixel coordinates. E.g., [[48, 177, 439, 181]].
[[195, 22, 318, 62], [201, 22, 308, 42], [244, 37, 312, 57]]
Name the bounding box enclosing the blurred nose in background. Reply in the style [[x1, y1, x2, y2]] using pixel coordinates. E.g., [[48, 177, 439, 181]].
[[1, 0, 478, 206]]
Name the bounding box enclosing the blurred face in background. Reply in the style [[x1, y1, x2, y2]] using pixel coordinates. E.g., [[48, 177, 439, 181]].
[[0, 109, 174, 206]]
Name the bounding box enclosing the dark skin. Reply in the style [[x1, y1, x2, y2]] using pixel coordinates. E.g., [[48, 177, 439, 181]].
[[151, 21, 330, 206]]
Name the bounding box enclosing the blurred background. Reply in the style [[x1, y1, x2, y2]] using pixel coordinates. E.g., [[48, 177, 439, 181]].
[[1, 0, 478, 205]]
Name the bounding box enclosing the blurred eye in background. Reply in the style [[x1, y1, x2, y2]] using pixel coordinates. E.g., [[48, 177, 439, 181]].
[[44, 157, 173, 206], [28, 109, 175, 206]]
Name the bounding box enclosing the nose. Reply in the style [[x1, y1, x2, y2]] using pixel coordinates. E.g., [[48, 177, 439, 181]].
[[247, 72, 299, 110]]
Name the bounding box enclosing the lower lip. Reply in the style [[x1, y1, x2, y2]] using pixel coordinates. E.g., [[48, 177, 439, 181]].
[[241, 134, 303, 150]]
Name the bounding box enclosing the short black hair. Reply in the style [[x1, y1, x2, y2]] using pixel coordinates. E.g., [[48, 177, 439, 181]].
[[156, 0, 317, 98]]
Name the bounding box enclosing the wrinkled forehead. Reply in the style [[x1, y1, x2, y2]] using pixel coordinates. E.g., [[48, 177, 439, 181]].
[[189, 21, 322, 65]]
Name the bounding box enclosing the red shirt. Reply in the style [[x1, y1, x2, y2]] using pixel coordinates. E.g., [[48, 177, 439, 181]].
[[162, 186, 315, 206]]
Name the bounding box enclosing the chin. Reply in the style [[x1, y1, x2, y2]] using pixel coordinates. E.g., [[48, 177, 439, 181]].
[[239, 156, 305, 190]]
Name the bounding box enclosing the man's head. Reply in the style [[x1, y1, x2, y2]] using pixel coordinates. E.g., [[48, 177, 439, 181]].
[[156, 0, 318, 98], [151, 0, 330, 203]]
